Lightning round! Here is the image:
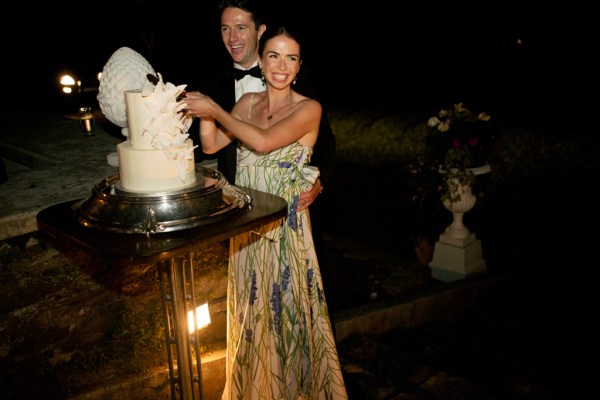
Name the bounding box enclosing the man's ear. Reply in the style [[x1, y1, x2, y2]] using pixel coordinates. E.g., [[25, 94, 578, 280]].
[[257, 24, 267, 40]]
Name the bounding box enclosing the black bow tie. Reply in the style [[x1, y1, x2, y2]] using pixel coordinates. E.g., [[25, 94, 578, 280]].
[[233, 66, 262, 81]]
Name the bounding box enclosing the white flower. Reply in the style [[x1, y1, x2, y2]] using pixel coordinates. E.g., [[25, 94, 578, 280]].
[[478, 112, 491, 122], [428, 116, 440, 127]]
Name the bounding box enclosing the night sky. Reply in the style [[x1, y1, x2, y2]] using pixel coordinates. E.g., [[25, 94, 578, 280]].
[[7, 1, 596, 119]]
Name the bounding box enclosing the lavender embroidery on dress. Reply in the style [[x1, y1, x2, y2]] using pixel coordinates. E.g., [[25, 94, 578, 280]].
[[307, 267, 315, 322], [288, 196, 299, 230], [249, 270, 258, 305], [282, 265, 291, 291], [270, 283, 282, 335], [317, 282, 324, 304], [307, 267, 314, 292]]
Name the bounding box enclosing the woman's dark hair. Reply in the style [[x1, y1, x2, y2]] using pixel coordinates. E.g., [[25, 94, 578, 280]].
[[258, 25, 303, 58], [217, 0, 267, 30]]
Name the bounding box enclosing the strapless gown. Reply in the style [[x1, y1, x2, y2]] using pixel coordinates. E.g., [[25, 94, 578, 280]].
[[221, 141, 347, 400]]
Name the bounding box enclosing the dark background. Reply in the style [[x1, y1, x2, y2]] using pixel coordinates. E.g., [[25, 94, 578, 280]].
[[5, 0, 596, 120]]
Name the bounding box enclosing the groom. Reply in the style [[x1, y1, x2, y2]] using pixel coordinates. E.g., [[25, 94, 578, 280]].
[[192, 0, 336, 256]]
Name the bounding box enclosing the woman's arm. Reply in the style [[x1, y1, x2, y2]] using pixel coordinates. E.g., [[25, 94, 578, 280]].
[[183, 92, 233, 154], [198, 117, 234, 154], [183, 93, 321, 153]]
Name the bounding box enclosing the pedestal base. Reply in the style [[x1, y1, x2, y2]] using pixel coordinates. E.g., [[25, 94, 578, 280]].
[[429, 232, 486, 282]]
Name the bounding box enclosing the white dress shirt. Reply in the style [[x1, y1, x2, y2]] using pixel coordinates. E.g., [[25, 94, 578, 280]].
[[234, 61, 265, 101]]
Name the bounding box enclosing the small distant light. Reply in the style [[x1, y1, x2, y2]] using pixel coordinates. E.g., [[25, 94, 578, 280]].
[[516, 38, 523, 45], [60, 75, 76, 86], [97, 72, 103, 81], [62, 87, 73, 94], [187, 303, 211, 333]]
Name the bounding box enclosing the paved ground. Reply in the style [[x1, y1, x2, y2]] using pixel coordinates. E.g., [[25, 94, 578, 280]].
[[336, 257, 600, 400]]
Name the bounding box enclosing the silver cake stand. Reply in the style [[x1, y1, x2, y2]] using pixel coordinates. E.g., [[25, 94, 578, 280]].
[[71, 166, 252, 237]]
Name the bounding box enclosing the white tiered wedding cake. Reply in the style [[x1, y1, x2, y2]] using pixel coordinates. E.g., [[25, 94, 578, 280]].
[[117, 78, 196, 193], [98, 47, 196, 193]]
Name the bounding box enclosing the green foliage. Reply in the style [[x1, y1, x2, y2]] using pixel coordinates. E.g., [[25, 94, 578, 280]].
[[328, 110, 427, 170], [41, 263, 80, 285], [105, 298, 164, 359], [328, 106, 597, 209]]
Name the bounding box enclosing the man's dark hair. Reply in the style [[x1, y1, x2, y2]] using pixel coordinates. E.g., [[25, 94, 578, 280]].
[[217, 0, 267, 30]]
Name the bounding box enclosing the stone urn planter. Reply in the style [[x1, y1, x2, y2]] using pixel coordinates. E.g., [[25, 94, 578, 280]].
[[429, 165, 490, 282]]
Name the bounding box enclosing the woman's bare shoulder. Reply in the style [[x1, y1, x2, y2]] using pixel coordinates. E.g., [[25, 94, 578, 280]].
[[296, 97, 322, 115]]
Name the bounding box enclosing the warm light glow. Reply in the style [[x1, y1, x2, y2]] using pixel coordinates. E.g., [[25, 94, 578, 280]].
[[187, 303, 210, 333], [62, 87, 73, 94], [97, 72, 103, 81], [60, 75, 76, 86]]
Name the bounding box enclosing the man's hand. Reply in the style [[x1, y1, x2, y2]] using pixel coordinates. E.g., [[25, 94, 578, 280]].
[[297, 178, 323, 211]]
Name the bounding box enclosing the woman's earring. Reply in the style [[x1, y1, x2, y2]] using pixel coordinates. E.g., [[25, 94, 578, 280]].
[[293, 76, 297, 85], [261, 70, 266, 86]]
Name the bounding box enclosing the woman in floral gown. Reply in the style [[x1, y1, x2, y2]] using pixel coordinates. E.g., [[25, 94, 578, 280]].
[[183, 25, 347, 400]]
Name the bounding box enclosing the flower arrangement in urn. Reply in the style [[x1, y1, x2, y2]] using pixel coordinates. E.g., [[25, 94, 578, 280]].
[[410, 102, 500, 204]]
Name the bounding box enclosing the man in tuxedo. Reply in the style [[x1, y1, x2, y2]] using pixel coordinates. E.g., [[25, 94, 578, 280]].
[[193, 0, 336, 257]]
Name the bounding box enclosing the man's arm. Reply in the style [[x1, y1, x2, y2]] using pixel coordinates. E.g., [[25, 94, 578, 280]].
[[310, 113, 336, 189], [294, 63, 337, 182], [293, 62, 336, 210]]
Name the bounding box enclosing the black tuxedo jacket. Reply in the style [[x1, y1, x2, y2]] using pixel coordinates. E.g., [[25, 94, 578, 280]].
[[192, 64, 336, 188]]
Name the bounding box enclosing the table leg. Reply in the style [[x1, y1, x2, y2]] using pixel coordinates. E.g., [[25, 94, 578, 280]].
[[157, 253, 205, 400]]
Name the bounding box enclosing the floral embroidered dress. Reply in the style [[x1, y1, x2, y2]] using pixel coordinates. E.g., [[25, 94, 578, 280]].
[[221, 141, 347, 400]]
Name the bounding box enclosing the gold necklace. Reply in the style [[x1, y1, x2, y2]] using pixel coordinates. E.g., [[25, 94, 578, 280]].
[[266, 93, 292, 121]]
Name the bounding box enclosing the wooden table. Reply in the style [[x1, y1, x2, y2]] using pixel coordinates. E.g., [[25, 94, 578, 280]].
[[37, 187, 287, 400]]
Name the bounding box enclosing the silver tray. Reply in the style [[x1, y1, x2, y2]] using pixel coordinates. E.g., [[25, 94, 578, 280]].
[[71, 167, 251, 236]]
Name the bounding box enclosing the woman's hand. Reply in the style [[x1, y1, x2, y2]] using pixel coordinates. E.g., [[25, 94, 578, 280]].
[[181, 92, 213, 118], [183, 91, 203, 99], [297, 178, 323, 211]]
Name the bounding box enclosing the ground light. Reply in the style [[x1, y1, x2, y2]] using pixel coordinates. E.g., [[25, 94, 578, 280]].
[[158, 255, 211, 400], [188, 303, 211, 334]]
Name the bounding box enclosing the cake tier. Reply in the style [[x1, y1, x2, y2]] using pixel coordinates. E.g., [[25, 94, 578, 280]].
[[117, 139, 196, 193], [124, 89, 153, 149]]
